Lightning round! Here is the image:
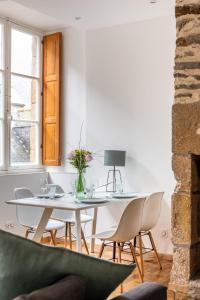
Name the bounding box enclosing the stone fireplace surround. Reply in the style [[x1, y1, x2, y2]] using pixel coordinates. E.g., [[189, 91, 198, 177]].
[[169, 0, 200, 298]]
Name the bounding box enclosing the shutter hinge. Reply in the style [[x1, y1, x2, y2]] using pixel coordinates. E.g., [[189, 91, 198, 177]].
[[41, 91, 43, 97], [41, 39, 44, 45]]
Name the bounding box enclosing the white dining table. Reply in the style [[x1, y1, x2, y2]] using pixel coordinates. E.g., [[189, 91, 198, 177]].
[[6, 193, 148, 253]]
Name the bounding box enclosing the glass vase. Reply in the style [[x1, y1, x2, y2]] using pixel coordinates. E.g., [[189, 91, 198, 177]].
[[75, 172, 86, 200]]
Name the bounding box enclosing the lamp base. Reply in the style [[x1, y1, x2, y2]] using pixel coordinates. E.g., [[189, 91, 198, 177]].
[[106, 167, 123, 193]]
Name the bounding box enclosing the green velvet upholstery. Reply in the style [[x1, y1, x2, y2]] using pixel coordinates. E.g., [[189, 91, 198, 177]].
[[0, 230, 134, 300]]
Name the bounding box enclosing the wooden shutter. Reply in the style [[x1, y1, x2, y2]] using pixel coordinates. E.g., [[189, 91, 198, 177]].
[[42, 32, 62, 166]]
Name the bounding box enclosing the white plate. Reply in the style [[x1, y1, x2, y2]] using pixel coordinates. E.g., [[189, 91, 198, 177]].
[[36, 193, 65, 199], [112, 193, 138, 199], [80, 198, 109, 204]]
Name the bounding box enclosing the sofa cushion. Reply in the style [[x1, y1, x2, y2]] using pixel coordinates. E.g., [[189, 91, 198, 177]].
[[0, 230, 134, 300], [12, 275, 86, 300]]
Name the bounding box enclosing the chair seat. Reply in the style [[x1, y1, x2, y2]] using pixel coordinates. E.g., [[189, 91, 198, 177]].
[[92, 230, 115, 241], [31, 219, 65, 231], [53, 214, 93, 224]]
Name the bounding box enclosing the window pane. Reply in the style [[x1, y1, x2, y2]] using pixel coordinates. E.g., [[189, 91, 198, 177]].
[[11, 75, 39, 121], [11, 29, 39, 77], [0, 24, 3, 70], [0, 72, 4, 118], [11, 121, 38, 165], [0, 121, 3, 166]]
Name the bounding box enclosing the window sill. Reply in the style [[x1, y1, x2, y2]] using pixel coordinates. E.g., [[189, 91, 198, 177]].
[[45, 165, 77, 175], [0, 168, 46, 176]]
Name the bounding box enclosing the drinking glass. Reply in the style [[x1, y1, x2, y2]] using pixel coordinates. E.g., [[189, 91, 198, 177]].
[[40, 178, 48, 197], [49, 186, 56, 199], [87, 183, 95, 199]]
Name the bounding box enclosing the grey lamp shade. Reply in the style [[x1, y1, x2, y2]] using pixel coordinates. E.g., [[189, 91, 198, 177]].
[[104, 150, 126, 167]]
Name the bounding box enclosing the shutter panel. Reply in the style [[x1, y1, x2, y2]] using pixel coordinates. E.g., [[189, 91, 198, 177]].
[[42, 32, 62, 166]]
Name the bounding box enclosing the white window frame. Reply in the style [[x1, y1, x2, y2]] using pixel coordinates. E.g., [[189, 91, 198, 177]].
[[0, 18, 6, 170], [0, 17, 43, 172]]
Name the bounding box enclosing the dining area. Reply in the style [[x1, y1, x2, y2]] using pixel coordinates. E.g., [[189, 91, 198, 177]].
[[6, 179, 164, 283]]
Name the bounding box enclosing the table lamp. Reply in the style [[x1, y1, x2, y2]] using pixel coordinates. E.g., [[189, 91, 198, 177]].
[[104, 150, 126, 192]]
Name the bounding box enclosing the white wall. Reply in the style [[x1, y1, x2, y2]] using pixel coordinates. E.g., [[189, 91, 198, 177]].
[[60, 27, 86, 162], [85, 16, 176, 254]]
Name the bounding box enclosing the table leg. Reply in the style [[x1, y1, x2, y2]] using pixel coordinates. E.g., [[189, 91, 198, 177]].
[[33, 208, 53, 243], [75, 210, 82, 253], [91, 207, 98, 253]]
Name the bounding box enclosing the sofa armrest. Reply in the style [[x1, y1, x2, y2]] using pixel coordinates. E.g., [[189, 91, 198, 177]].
[[113, 282, 167, 300], [12, 275, 86, 300]]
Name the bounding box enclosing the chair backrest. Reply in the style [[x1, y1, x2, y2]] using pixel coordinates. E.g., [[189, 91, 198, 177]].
[[140, 192, 164, 231], [15, 187, 33, 199], [14, 187, 43, 229], [111, 197, 145, 243], [45, 184, 64, 194]]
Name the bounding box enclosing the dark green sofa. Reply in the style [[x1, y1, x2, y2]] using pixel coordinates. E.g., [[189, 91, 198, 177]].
[[0, 230, 167, 300]]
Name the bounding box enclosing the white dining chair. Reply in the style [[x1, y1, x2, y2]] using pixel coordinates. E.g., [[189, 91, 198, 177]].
[[47, 184, 93, 254], [92, 197, 146, 282], [45, 183, 64, 194], [14, 187, 65, 245], [138, 192, 164, 276]]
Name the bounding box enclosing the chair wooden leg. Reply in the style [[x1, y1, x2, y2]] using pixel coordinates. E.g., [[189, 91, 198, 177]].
[[81, 228, 89, 255], [99, 242, 105, 258], [50, 230, 57, 246], [112, 241, 117, 261], [117, 243, 122, 263], [120, 242, 125, 252], [129, 241, 135, 262], [65, 223, 68, 248], [138, 232, 144, 276], [25, 229, 29, 239], [129, 242, 143, 282], [134, 236, 137, 248], [148, 231, 162, 270], [69, 223, 72, 249], [117, 243, 123, 293]]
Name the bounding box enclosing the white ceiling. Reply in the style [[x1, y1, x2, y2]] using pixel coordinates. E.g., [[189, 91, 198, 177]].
[[0, 0, 174, 31]]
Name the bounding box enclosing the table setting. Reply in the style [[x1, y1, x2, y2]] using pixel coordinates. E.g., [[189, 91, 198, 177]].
[[6, 139, 149, 253]]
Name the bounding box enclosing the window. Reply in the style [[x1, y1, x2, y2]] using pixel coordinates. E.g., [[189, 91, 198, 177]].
[[0, 20, 42, 170]]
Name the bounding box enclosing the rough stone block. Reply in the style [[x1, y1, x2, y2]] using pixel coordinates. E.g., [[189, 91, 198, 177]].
[[172, 153, 200, 192], [172, 102, 200, 154], [170, 246, 190, 285], [172, 154, 192, 193], [170, 244, 200, 287], [172, 193, 191, 244], [172, 154, 200, 193], [176, 1, 200, 9], [172, 192, 200, 244]]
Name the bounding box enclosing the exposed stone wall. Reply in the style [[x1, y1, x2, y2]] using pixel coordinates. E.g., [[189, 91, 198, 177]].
[[170, 0, 200, 298], [175, 1, 200, 105]]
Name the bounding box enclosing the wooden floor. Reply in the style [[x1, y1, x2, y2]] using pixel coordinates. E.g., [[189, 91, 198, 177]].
[[44, 236, 173, 299]]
